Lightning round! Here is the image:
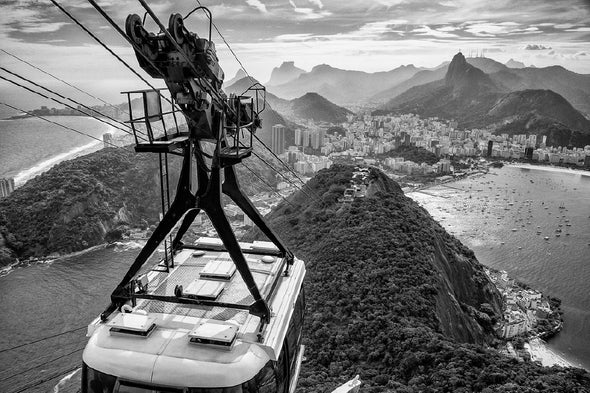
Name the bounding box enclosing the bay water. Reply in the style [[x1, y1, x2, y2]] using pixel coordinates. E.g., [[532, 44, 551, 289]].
[[408, 165, 590, 371]]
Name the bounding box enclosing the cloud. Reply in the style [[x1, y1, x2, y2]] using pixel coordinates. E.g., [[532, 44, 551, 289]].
[[412, 25, 458, 38], [273, 33, 314, 42], [307, 0, 324, 9], [245, 0, 268, 13], [565, 27, 590, 32], [288, 0, 331, 19], [524, 44, 552, 50]]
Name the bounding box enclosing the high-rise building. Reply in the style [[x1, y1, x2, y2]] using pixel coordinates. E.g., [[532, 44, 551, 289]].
[[311, 130, 323, 150], [0, 178, 15, 198], [271, 124, 286, 155], [301, 130, 310, 147], [103, 132, 114, 148], [294, 129, 303, 146], [487, 141, 494, 157]]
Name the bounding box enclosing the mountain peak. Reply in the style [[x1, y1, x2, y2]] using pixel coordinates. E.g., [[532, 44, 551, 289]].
[[445, 52, 497, 93], [505, 58, 526, 69], [224, 69, 247, 87], [267, 61, 306, 86]]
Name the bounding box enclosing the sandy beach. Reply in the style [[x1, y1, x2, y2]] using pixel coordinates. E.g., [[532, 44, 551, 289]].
[[507, 163, 590, 177], [525, 338, 583, 369]]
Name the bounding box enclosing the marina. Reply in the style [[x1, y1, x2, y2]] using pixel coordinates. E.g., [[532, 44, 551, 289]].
[[407, 164, 590, 370]]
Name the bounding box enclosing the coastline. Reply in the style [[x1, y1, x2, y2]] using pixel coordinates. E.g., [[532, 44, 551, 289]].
[[525, 338, 582, 369], [0, 243, 108, 277], [506, 163, 590, 177], [14, 139, 102, 186], [3, 116, 121, 187], [405, 167, 589, 372]]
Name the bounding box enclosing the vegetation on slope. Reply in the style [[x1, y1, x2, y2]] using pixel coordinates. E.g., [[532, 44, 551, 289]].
[[255, 164, 590, 392], [0, 146, 276, 263], [374, 145, 439, 165]]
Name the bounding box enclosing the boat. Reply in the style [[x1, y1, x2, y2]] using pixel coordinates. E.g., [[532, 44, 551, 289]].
[[544, 236, 550, 240]]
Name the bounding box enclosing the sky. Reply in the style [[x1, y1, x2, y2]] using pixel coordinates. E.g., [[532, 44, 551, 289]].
[[1, 0, 589, 112]]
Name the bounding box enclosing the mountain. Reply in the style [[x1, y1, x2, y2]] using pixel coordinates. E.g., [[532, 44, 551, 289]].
[[224, 69, 247, 88], [267, 61, 306, 86], [368, 68, 447, 104], [488, 89, 590, 132], [489, 89, 590, 146], [445, 53, 501, 95], [369, 57, 505, 104], [506, 58, 526, 69], [369, 57, 590, 116], [489, 66, 590, 115], [376, 53, 590, 146], [249, 164, 590, 391], [275, 92, 353, 124], [269, 64, 422, 105], [376, 53, 504, 127]]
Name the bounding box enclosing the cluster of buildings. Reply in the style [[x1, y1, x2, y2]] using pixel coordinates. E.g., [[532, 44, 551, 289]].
[[268, 112, 590, 181], [29, 104, 123, 119], [487, 138, 590, 167], [486, 269, 555, 339]]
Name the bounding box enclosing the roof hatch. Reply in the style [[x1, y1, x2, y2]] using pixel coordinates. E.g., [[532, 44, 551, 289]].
[[108, 313, 156, 338], [188, 321, 239, 349], [184, 279, 225, 300], [200, 259, 236, 280]]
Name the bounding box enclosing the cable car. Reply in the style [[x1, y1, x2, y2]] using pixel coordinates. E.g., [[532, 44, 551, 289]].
[[82, 238, 306, 393], [82, 5, 306, 392]]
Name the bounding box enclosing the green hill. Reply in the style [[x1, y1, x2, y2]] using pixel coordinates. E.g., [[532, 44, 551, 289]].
[[250, 164, 590, 392], [0, 147, 276, 263]]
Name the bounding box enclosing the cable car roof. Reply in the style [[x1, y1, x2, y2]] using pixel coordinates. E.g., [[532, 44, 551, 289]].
[[83, 240, 305, 387]]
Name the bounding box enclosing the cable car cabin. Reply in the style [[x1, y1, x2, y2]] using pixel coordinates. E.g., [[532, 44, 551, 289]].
[[82, 238, 306, 393]]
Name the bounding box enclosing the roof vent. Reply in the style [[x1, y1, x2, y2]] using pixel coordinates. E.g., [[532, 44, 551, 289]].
[[195, 237, 225, 250], [184, 279, 225, 300], [188, 321, 239, 349], [108, 313, 156, 338], [252, 240, 280, 254], [200, 259, 236, 280]]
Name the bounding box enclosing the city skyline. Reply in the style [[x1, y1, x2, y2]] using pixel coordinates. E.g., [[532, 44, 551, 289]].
[[1, 0, 589, 113]]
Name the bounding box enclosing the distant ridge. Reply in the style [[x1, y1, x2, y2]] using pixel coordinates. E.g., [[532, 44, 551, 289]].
[[269, 63, 421, 105], [375, 52, 590, 146], [506, 58, 526, 69], [289, 92, 352, 123], [267, 61, 306, 86], [224, 69, 247, 88]]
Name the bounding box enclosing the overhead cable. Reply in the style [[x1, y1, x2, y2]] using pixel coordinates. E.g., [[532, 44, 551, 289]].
[[49, 0, 178, 114], [0, 74, 144, 142], [0, 347, 84, 383], [1, 48, 130, 118], [0, 66, 134, 136], [240, 163, 295, 208], [0, 102, 129, 151], [0, 325, 86, 354]]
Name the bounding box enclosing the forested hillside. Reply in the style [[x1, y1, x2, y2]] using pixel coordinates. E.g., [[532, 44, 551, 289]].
[[253, 164, 590, 392], [0, 147, 276, 264]]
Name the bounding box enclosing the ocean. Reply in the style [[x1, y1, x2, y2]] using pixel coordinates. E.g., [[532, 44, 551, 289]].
[[0, 116, 116, 186], [408, 165, 590, 371]]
